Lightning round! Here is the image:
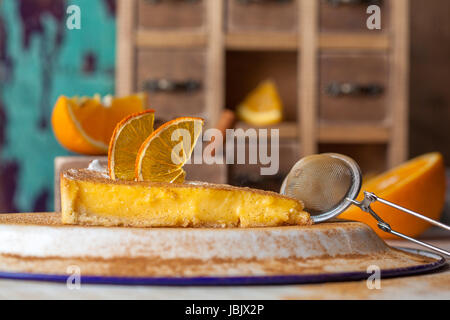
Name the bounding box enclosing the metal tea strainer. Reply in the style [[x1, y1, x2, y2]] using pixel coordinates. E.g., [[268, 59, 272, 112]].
[[280, 153, 450, 257]]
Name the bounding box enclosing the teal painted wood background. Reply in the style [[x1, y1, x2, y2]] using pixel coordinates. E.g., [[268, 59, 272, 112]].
[[0, 0, 116, 212]]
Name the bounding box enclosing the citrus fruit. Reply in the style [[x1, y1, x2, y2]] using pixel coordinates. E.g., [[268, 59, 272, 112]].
[[108, 110, 155, 181], [51, 93, 147, 155], [135, 117, 204, 183], [236, 80, 283, 126], [339, 153, 446, 239]]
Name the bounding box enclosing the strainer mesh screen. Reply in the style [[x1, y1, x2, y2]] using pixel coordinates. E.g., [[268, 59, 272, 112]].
[[284, 155, 353, 215]]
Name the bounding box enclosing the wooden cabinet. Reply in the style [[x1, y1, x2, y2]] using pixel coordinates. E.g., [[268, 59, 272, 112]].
[[116, 0, 409, 187], [226, 0, 298, 33]]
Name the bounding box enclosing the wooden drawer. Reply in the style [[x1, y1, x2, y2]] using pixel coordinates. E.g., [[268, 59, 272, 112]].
[[319, 53, 389, 123], [228, 139, 300, 192], [226, 0, 298, 33], [137, 49, 206, 120], [137, 0, 205, 30], [320, 0, 389, 32]]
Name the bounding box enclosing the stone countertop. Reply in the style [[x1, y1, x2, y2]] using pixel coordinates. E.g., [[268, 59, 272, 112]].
[[0, 238, 448, 300]]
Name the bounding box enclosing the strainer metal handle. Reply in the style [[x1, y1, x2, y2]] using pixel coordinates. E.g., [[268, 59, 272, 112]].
[[350, 191, 450, 257], [282, 153, 450, 257]]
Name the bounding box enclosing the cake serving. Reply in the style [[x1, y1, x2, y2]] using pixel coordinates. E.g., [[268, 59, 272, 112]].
[[58, 110, 312, 228], [61, 168, 311, 228]]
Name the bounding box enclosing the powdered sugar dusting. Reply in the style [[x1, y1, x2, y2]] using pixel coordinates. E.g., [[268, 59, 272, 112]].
[[87, 159, 109, 179]]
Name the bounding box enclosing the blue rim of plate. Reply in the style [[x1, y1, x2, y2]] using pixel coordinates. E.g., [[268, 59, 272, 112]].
[[0, 247, 446, 286]]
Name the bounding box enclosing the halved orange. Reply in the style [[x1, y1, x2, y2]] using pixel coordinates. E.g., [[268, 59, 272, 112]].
[[339, 153, 446, 239], [135, 117, 204, 183], [236, 80, 283, 126], [108, 110, 155, 180], [51, 93, 147, 155]]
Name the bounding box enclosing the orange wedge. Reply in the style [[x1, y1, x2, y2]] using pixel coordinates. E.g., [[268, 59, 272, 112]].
[[51, 93, 147, 155], [108, 110, 155, 181], [135, 117, 204, 183], [340, 153, 446, 239], [236, 80, 283, 126]]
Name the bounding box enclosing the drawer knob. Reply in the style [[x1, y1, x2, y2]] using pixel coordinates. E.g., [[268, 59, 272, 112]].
[[326, 0, 382, 6], [143, 79, 201, 93], [325, 82, 384, 97], [237, 0, 292, 4]]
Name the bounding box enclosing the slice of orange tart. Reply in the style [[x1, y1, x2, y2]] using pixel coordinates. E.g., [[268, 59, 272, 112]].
[[59, 110, 311, 228], [60, 169, 311, 228]]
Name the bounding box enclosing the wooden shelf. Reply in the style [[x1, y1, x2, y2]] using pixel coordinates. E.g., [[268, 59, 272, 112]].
[[234, 121, 298, 139], [225, 33, 390, 51], [135, 31, 389, 51], [319, 33, 390, 51], [233, 122, 391, 143], [233, 122, 392, 142], [226, 33, 298, 51], [318, 123, 390, 143], [135, 30, 207, 49]]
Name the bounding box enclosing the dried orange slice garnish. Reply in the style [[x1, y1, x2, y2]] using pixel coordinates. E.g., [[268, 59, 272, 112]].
[[340, 152, 446, 239], [51, 93, 147, 155], [135, 117, 204, 183], [108, 110, 155, 180]]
